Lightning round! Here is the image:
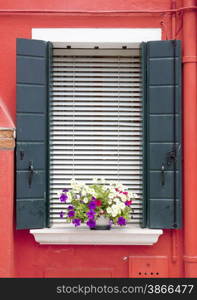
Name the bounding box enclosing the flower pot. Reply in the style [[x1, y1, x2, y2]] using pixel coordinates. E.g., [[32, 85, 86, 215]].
[[91, 216, 111, 230]]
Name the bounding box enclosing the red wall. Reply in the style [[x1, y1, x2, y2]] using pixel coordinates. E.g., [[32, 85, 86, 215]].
[[0, 0, 193, 278]]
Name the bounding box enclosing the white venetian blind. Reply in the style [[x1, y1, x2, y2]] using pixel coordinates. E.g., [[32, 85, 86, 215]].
[[49, 47, 143, 227]]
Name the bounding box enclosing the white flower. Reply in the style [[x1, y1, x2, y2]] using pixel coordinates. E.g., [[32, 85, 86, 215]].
[[83, 197, 89, 203], [112, 211, 118, 217], [108, 187, 116, 198], [92, 177, 99, 184], [111, 204, 121, 217], [111, 211, 117, 217], [109, 188, 115, 193], [114, 200, 125, 210], [88, 188, 96, 197], [114, 197, 121, 204], [119, 202, 126, 210], [119, 193, 127, 202], [99, 177, 106, 184], [111, 204, 117, 210], [127, 191, 133, 198], [102, 185, 108, 191], [92, 177, 106, 184], [75, 187, 81, 193], [106, 207, 112, 214], [81, 189, 87, 196], [70, 178, 77, 187], [108, 192, 115, 199], [67, 192, 72, 201], [115, 182, 124, 191], [108, 198, 113, 204], [128, 191, 138, 199], [109, 181, 116, 187]]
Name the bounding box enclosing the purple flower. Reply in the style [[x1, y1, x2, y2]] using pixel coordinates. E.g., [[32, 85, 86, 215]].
[[87, 219, 96, 228], [86, 210, 96, 219], [88, 200, 96, 210], [68, 210, 75, 218], [59, 193, 68, 202], [60, 211, 65, 218], [117, 216, 127, 226], [67, 205, 74, 210], [63, 188, 69, 193], [72, 218, 81, 227], [91, 196, 96, 201]]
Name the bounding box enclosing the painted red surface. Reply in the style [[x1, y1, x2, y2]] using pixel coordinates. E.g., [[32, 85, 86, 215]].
[[0, 0, 196, 278]]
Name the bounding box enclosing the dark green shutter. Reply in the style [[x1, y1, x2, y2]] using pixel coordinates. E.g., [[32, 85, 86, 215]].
[[142, 40, 182, 229], [16, 38, 51, 229]]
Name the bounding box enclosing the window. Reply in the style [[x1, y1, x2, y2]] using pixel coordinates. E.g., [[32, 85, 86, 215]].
[[15, 29, 182, 245], [49, 46, 143, 227]]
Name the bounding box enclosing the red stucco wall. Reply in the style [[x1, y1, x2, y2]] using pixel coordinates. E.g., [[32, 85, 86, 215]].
[[0, 0, 196, 278]]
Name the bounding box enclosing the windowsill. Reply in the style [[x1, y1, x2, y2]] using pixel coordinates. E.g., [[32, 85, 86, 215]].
[[30, 225, 163, 245]]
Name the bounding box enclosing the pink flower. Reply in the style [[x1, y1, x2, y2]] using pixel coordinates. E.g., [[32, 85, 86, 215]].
[[95, 199, 102, 207], [123, 191, 128, 195], [125, 200, 132, 206], [115, 188, 123, 194]]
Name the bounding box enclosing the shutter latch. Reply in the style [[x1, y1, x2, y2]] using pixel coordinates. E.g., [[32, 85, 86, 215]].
[[166, 150, 176, 166], [28, 160, 34, 188], [20, 150, 24, 160], [161, 163, 165, 186]]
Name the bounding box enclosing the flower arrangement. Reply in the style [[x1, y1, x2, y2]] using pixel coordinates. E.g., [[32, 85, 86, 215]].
[[58, 178, 137, 229]]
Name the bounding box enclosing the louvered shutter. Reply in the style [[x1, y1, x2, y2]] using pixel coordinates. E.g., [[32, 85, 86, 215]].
[[49, 48, 143, 226], [16, 38, 51, 229], [142, 40, 182, 229]]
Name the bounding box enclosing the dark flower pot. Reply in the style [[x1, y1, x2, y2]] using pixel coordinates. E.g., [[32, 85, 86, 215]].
[[91, 224, 111, 230], [90, 216, 111, 230]]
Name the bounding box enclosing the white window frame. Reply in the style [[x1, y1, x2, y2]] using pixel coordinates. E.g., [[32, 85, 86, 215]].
[[30, 28, 162, 245]]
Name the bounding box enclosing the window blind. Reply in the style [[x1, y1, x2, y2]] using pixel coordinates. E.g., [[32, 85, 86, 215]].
[[49, 47, 143, 227]]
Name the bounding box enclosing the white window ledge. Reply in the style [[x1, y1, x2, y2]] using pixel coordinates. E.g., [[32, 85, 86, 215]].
[[30, 226, 163, 245]]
